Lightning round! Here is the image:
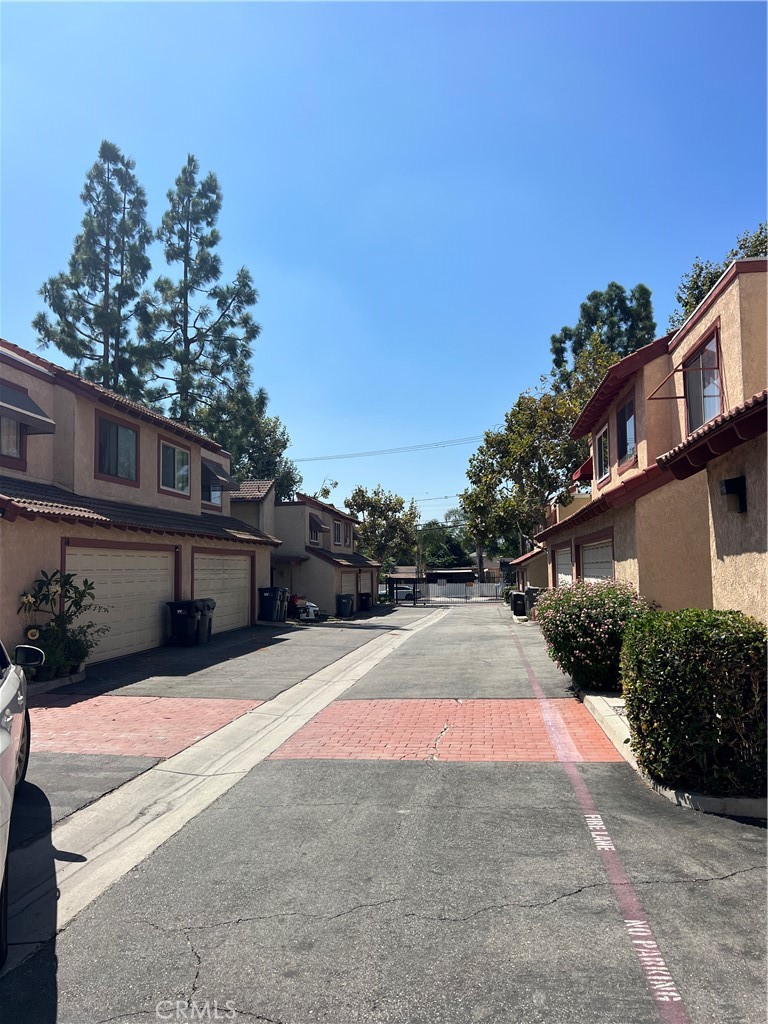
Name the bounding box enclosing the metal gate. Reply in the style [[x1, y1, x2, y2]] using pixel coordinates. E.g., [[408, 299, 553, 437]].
[[393, 578, 504, 604]]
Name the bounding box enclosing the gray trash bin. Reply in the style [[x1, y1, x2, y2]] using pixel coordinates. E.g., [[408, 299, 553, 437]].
[[336, 594, 354, 618], [195, 598, 216, 644], [510, 592, 526, 616]]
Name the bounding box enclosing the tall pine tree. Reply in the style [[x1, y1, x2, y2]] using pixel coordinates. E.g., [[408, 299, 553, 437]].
[[33, 140, 153, 398], [550, 282, 656, 373], [140, 155, 261, 426]]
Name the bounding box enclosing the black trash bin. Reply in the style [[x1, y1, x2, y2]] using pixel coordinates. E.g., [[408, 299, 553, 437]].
[[525, 587, 542, 618], [359, 592, 372, 611], [258, 587, 280, 622], [195, 598, 216, 644], [510, 591, 526, 616], [166, 600, 201, 646], [336, 594, 354, 618]]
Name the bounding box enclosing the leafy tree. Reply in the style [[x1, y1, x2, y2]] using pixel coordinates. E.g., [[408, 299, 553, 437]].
[[668, 223, 767, 330], [551, 281, 655, 372], [419, 518, 468, 569], [462, 338, 616, 545], [140, 155, 260, 425], [344, 485, 419, 572], [195, 377, 302, 500], [33, 140, 154, 398]]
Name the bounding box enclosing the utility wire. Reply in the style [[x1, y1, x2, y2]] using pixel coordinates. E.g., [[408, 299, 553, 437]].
[[291, 435, 488, 463]]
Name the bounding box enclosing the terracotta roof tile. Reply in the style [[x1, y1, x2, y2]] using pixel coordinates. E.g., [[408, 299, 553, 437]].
[[230, 480, 275, 502], [0, 476, 281, 546]]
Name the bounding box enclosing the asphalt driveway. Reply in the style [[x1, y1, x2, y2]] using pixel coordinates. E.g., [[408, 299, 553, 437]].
[[2, 604, 765, 1024]]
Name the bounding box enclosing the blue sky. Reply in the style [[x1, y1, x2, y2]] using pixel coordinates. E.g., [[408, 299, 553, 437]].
[[1, 2, 765, 521]]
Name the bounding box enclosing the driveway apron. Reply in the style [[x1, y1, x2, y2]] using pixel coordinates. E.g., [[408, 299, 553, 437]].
[[1, 605, 764, 1024]]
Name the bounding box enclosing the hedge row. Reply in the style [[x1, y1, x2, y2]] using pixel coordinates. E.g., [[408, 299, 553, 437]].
[[536, 581, 767, 797]]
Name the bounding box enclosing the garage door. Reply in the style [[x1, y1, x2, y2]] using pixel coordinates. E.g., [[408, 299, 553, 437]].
[[359, 571, 373, 595], [555, 547, 573, 586], [66, 547, 175, 662], [341, 572, 357, 596], [581, 541, 614, 582], [193, 554, 251, 634]]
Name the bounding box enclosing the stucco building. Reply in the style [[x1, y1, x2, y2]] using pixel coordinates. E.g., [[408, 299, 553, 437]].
[[231, 487, 380, 615], [0, 340, 280, 661], [536, 259, 767, 623]]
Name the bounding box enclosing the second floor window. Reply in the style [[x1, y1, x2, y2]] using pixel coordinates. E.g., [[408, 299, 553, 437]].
[[0, 416, 22, 459], [617, 398, 636, 464], [161, 442, 190, 494], [344, 523, 351, 546], [595, 425, 610, 482], [309, 520, 319, 544], [201, 480, 222, 506], [684, 335, 721, 434], [334, 521, 342, 545], [98, 417, 137, 481]]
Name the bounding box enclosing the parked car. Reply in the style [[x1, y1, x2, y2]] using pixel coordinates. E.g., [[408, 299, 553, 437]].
[[0, 641, 44, 966], [394, 586, 421, 602]]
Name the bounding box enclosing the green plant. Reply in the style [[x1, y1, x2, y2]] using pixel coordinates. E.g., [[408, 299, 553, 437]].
[[502, 585, 514, 604], [536, 579, 650, 691], [18, 569, 110, 680], [621, 609, 767, 797]]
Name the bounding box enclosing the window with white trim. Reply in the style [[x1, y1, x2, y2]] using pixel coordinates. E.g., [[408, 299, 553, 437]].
[[334, 521, 342, 545], [160, 442, 190, 494], [617, 398, 635, 464], [201, 480, 222, 506], [684, 334, 721, 434], [595, 425, 610, 481], [309, 519, 319, 544]]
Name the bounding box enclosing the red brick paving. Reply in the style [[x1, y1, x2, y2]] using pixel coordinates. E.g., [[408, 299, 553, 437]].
[[28, 694, 263, 758], [269, 698, 622, 763]]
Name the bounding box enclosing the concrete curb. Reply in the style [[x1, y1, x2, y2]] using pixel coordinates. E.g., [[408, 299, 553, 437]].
[[28, 670, 86, 699], [577, 688, 767, 821]]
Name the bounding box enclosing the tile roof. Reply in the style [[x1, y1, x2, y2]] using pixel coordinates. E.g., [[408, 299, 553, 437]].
[[510, 547, 547, 566], [656, 390, 767, 480], [305, 547, 381, 569], [0, 339, 224, 453], [229, 479, 275, 502], [0, 476, 281, 546]]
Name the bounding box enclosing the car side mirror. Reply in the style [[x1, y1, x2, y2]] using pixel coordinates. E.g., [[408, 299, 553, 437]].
[[14, 644, 45, 668]]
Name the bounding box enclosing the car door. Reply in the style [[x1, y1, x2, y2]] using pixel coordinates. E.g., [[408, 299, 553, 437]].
[[0, 643, 24, 862]]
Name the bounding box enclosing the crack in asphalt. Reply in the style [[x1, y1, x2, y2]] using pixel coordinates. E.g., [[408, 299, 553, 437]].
[[427, 720, 452, 761], [125, 865, 763, 936], [185, 929, 203, 995]]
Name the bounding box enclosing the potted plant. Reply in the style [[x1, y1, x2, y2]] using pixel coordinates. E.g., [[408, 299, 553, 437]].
[[18, 570, 110, 680]]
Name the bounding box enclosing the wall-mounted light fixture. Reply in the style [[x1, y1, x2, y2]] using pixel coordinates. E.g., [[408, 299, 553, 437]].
[[719, 476, 747, 514]]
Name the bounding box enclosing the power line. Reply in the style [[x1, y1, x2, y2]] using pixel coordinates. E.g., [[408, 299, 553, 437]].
[[412, 494, 460, 504], [291, 435, 486, 463]]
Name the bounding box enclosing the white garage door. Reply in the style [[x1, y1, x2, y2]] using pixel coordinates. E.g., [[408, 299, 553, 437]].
[[555, 547, 573, 586], [581, 541, 614, 582], [341, 572, 357, 595], [66, 547, 174, 662], [193, 554, 251, 634]]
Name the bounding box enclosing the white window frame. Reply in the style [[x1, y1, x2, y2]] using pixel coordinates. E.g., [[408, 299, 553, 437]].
[[309, 519, 319, 544], [616, 397, 636, 465], [201, 480, 223, 507], [684, 333, 721, 434], [595, 425, 610, 482], [333, 521, 342, 545], [160, 441, 190, 495]]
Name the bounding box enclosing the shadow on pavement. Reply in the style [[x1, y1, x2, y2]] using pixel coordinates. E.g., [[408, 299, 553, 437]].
[[2, 785, 86, 1022]]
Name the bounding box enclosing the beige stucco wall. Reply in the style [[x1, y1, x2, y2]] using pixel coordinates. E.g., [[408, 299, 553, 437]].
[[738, 272, 768, 400], [635, 474, 713, 610], [706, 435, 767, 623], [520, 552, 549, 589]]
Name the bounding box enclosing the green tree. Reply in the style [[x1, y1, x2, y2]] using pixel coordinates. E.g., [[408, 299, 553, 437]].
[[196, 377, 302, 500], [33, 140, 154, 398], [668, 223, 767, 330], [140, 155, 261, 425], [419, 518, 468, 569], [344, 485, 419, 572], [550, 281, 655, 372], [462, 338, 616, 545]]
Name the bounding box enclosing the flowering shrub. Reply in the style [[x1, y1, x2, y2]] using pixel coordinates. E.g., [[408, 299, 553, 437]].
[[536, 579, 650, 691], [621, 609, 766, 797], [18, 569, 110, 680]]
